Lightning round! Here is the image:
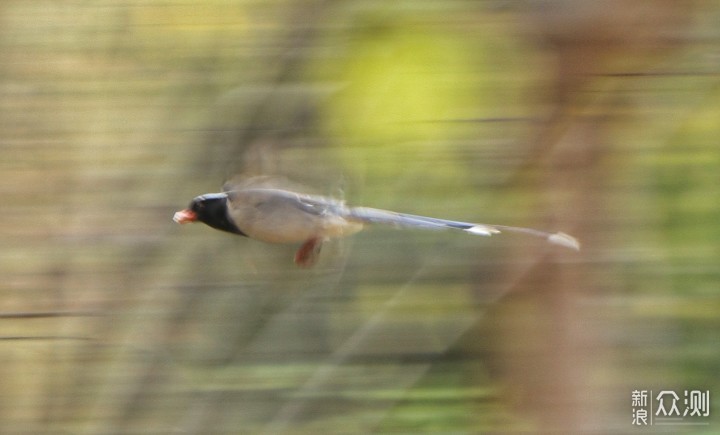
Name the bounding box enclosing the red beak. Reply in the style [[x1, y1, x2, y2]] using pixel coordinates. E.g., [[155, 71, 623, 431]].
[[173, 209, 197, 224]]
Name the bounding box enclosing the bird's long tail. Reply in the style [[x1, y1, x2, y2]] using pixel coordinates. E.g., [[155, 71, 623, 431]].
[[346, 207, 580, 251]]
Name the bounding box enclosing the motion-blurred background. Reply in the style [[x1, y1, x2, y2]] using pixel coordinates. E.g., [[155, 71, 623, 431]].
[[2, 1, 719, 433]]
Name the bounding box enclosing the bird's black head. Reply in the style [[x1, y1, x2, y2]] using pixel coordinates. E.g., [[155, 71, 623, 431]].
[[174, 193, 246, 236]]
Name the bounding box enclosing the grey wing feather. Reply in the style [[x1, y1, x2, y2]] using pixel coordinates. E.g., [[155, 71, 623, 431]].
[[226, 188, 345, 216]]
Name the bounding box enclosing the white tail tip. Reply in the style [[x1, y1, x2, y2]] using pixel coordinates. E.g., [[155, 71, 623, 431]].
[[548, 232, 581, 250], [465, 225, 501, 236]]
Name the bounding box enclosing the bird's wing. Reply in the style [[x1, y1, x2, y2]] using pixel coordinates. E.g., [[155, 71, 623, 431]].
[[226, 187, 344, 217], [222, 175, 311, 193]]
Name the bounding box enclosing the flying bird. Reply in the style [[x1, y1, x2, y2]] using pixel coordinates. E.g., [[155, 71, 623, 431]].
[[174, 179, 579, 267]]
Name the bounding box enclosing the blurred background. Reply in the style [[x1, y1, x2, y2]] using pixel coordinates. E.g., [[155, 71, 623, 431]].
[[2, 1, 719, 433]]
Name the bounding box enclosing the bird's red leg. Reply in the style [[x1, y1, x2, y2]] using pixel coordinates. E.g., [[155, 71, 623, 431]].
[[294, 237, 323, 267]]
